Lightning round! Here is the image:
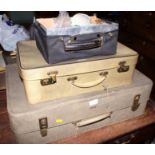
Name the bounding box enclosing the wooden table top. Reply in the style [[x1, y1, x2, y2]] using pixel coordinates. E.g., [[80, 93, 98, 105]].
[[52, 100, 155, 144]]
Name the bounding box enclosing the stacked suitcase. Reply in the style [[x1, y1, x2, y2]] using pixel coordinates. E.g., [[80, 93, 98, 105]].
[[7, 16, 153, 143]]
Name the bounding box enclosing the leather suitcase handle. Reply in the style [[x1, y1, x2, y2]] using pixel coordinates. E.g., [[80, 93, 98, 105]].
[[68, 72, 108, 88], [74, 112, 112, 127], [64, 36, 103, 51]]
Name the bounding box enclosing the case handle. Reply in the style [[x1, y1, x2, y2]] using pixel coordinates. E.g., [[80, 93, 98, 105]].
[[64, 36, 103, 51], [67, 72, 108, 88], [74, 112, 112, 127]]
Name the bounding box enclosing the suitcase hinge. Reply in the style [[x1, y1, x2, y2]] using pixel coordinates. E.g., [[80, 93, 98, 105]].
[[39, 117, 48, 137], [118, 61, 129, 73], [131, 94, 141, 111], [40, 71, 58, 86]]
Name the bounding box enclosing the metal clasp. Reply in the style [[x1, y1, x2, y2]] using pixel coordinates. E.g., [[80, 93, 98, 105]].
[[118, 61, 129, 73], [40, 71, 58, 86], [131, 94, 141, 111], [39, 117, 48, 137], [67, 76, 78, 82]]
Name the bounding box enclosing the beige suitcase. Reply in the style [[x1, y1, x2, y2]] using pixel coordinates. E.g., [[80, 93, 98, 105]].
[[17, 41, 138, 104], [7, 65, 152, 144]]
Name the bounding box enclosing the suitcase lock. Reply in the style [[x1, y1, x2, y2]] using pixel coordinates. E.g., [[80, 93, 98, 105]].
[[131, 94, 140, 111], [118, 61, 129, 73], [40, 71, 58, 86], [39, 117, 48, 137]]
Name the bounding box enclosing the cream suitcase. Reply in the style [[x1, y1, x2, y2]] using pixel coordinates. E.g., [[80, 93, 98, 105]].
[[17, 41, 138, 104], [7, 65, 153, 143]]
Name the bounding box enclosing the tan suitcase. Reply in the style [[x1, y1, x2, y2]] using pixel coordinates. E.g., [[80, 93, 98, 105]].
[[17, 41, 138, 104], [7, 64, 153, 143]]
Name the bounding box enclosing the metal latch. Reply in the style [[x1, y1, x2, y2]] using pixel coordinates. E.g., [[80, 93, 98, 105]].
[[131, 95, 141, 111], [39, 117, 48, 137], [40, 71, 58, 86], [118, 61, 129, 73]]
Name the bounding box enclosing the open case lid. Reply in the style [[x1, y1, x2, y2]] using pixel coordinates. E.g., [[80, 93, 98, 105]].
[[36, 17, 118, 36]]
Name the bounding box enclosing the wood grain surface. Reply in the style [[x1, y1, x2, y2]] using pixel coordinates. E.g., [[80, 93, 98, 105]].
[[0, 90, 16, 144]]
